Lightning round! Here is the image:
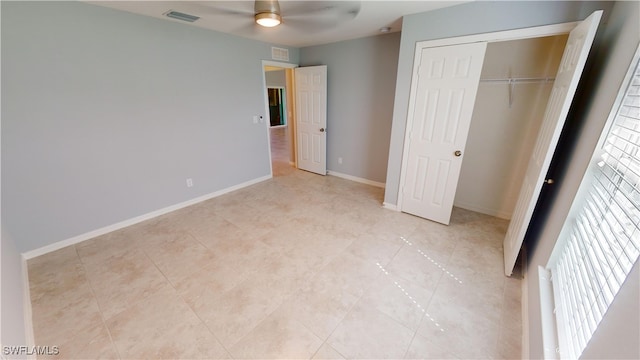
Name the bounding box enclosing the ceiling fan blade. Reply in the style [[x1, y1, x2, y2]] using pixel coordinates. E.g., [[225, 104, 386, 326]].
[[234, 19, 284, 37], [282, 17, 340, 33], [234, 22, 260, 36], [188, 1, 254, 17], [284, 1, 361, 18], [281, 1, 361, 33]]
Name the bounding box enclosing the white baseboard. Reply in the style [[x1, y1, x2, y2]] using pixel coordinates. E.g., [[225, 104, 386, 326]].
[[453, 201, 512, 220], [22, 175, 272, 260], [383, 200, 511, 217], [382, 202, 400, 211], [22, 255, 35, 352], [327, 171, 385, 188]]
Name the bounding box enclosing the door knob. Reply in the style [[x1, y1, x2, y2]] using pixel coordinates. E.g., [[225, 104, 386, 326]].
[[544, 179, 555, 184], [454, 150, 462, 157], [320, 128, 325, 132]]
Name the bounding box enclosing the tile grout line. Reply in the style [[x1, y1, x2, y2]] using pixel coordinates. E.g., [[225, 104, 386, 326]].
[[307, 337, 348, 360], [302, 240, 387, 357], [214, 283, 293, 357], [317, 237, 413, 359], [266, 292, 331, 360], [393, 234, 449, 359], [374, 258, 442, 358], [73, 242, 124, 360], [139, 234, 237, 359], [175, 289, 236, 359], [181, 206, 340, 358], [377, 235, 430, 343]]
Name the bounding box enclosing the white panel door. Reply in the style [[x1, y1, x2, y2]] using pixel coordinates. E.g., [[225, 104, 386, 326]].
[[401, 42, 487, 225], [295, 65, 327, 175], [503, 11, 602, 276]]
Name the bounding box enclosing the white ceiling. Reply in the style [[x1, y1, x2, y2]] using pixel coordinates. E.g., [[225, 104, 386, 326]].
[[89, 1, 469, 48]]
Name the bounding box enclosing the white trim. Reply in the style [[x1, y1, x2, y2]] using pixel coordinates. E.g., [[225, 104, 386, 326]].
[[22, 175, 272, 259], [453, 201, 512, 220], [327, 170, 385, 188], [382, 202, 400, 212], [262, 60, 297, 69], [416, 22, 578, 50], [22, 255, 35, 353], [262, 60, 299, 178], [397, 21, 578, 213], [539, 266, 560, 359]]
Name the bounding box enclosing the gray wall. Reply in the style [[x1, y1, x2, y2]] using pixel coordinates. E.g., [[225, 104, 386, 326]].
[[1, 1, 298, 253], [300, 33, 401, 183], [384, 1, 612, 206], [525, 1, 640, 358]]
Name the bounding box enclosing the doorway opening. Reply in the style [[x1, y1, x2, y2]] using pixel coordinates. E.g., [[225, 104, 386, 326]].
[[454, 34, 568, 220], [263, 61, 297, 177], [267, 87, 287, 127]]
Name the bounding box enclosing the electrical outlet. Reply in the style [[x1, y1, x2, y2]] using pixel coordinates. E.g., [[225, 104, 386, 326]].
[[338, 157, 343, 164], [186, 178, 193, 187]]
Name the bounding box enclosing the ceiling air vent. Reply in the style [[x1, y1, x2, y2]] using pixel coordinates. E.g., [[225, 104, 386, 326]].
[[271, 47, 289, 62], [164, 10, 200, 23]]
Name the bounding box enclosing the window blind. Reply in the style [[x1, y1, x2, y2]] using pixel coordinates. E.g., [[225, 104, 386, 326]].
[[551, 50, 640, 359]]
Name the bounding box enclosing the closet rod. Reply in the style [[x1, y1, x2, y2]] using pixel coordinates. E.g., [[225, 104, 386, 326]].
[[479, 77, 555, 83], [479, 77, 555, 108]]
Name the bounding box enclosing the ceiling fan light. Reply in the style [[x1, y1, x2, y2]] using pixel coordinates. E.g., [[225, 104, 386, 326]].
[[255, 12, 281, 27]]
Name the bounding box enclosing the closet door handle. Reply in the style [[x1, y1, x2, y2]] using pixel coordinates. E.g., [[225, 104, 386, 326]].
[[454, 150, 462, 157]]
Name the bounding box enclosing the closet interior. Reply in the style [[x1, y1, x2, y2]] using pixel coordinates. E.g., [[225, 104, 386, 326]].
[[453, 34, 569, 219]]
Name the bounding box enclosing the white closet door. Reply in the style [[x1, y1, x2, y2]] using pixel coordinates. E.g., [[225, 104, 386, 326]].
[[503, 11, 602, 276], [401, 42, 487, 225]]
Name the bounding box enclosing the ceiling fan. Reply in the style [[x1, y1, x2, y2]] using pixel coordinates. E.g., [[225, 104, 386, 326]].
[[255, 0, 283, 27], [189, 1, 361, 33]]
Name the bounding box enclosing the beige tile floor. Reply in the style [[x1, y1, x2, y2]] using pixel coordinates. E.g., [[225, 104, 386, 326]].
[[27, 127, 522, 359]]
